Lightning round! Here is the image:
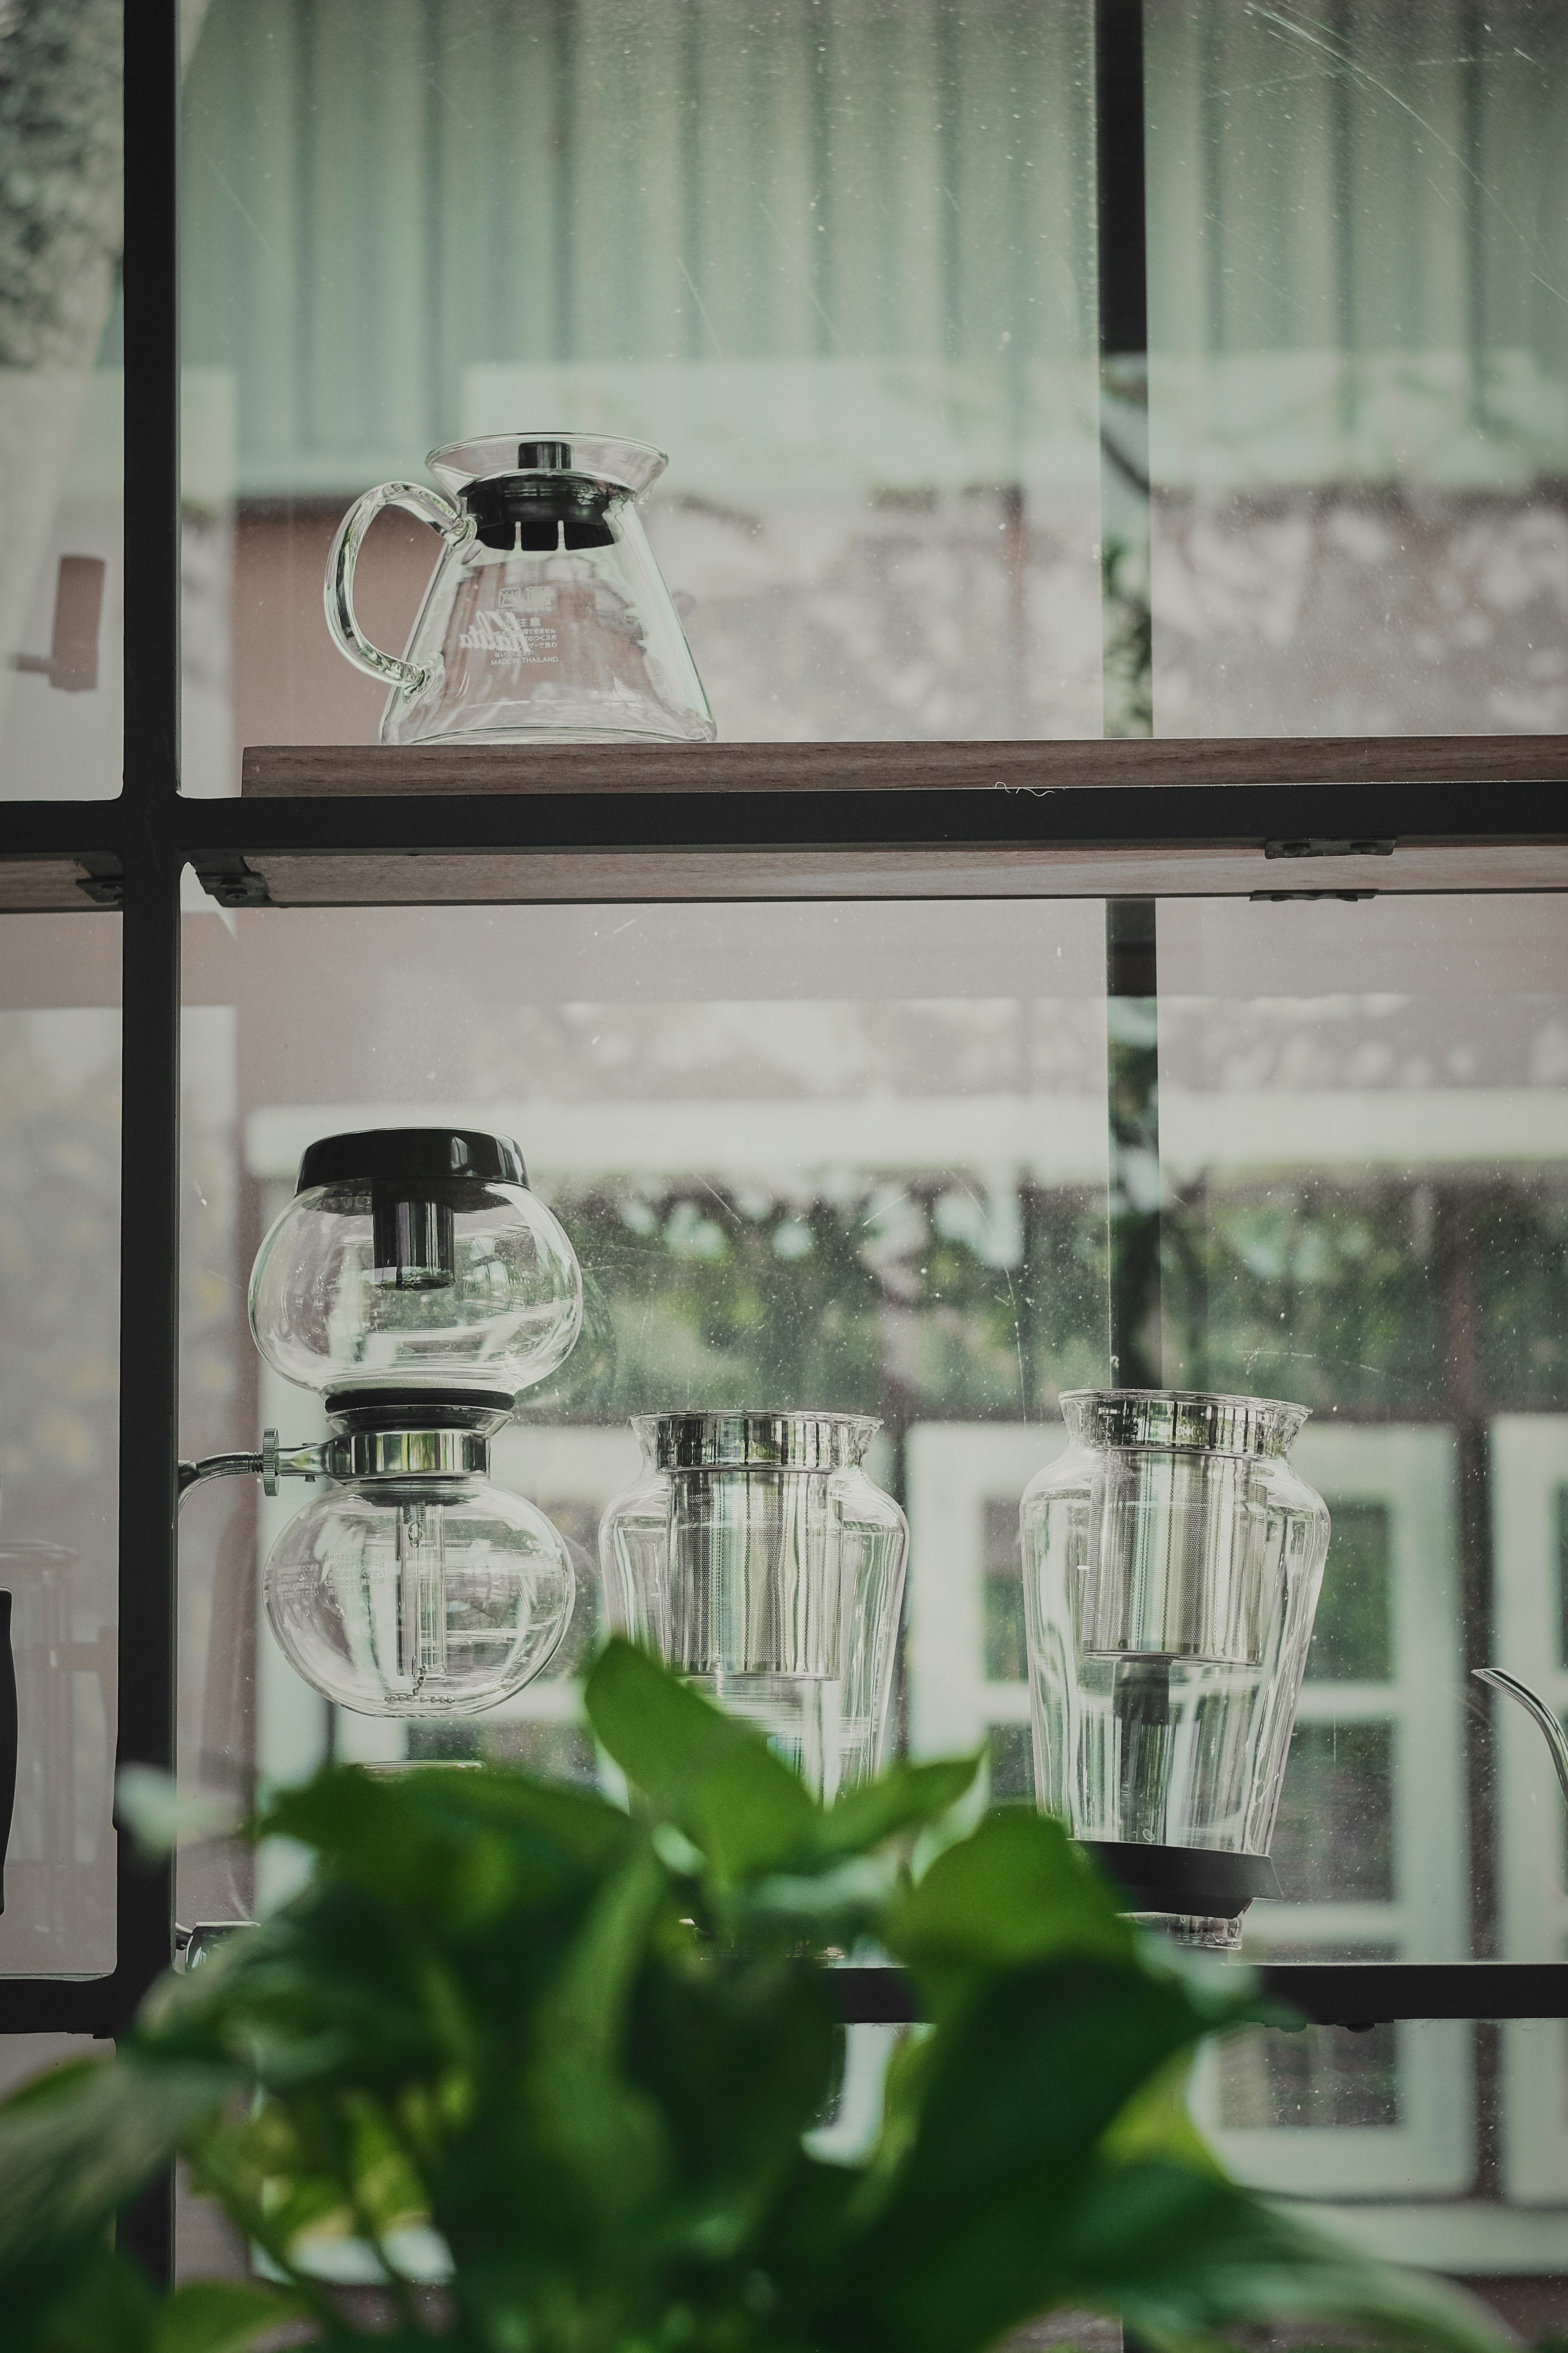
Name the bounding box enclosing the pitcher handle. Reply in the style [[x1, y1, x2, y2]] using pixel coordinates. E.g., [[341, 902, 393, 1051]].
[[324, 481, 473, 693]]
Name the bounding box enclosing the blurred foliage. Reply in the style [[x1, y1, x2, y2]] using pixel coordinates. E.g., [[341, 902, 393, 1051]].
[[532, 1181, 1108, 1424], [1101, 536, 1152, 740], [527, 1171, 1568, 1432], [1165, 1176, 1568, 1413], [0, 1645, 1510, 2353], [0, 0, 122, 366]]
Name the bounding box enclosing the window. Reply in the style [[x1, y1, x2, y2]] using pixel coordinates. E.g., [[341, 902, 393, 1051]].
[[1, 2, 1567, 2313]]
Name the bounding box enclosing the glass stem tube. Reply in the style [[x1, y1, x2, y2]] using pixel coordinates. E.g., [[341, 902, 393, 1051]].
[[397, 1501, 448, 1691], [1113, 1655, 1172, 1846]]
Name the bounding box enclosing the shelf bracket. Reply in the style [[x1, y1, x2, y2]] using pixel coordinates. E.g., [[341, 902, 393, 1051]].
[[193, 852, 272, 909]]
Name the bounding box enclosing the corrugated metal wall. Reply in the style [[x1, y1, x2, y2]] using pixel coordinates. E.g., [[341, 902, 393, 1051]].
[[181, 0, 1098, 497], [1145, 0, 1568, 491], [183, 0, 1568, 500]]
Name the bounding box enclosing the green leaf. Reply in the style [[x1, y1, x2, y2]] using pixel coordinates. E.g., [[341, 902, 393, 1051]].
[[153, 2280, 309, 2353], [836, 1955, 1247, 2353], [585, 1639, 818, 1880], [1058, 2160, 1507, 2353], [627, 1953, 841, 2260], [522, 1843, 673, 2231], [116, 1766, 240, 1858], [260, 1760, 635, 1938], [1099, 2052, 1225, 2179], [812, 1759, 980, 1860], [885, 1808, 1133, 2016], [14, 2242, 157, 2353], [0, 2055, 235, 2280]]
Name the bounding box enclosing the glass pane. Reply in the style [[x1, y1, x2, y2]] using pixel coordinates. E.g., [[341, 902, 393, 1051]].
[[1218, 2015, 1401, 2131], [1270, 1723, 1395, 1903], [175, 893, 1109, 1903], [0, 6, 124, 799], [0, 913, 121, 1975], [1145, 0, 1568, 736], [981, 1497, 1027, 1682], [178, 0, 1101, 783], [1306, 1500, 1392, 1682], [1156, 886, 1568, 2311]]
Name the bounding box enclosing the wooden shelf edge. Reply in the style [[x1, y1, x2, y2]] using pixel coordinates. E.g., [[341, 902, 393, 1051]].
[[239, 840, 1568, 909], [242, 733, 1568, 799]]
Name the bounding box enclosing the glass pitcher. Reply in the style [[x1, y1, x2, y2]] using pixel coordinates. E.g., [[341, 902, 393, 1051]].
[[324, 433, 715, 748], [599, 1412, 908, 1800], [1019, 1390, 1330, 1948]]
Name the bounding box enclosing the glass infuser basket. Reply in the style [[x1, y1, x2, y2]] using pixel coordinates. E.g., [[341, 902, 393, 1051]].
[[1019, 1391, 1330, 1949], [324, 432, 715, 748], [599, 1412, 908, 1800], [182, 1129, 583, 1719]]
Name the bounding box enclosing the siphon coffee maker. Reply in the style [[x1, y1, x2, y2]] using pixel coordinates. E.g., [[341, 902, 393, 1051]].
[[325, 433, 715, 748], [181, 1129, 583, 1719], [599, 1411, 908, 1800], [1019, 1390, 1331, 1949]]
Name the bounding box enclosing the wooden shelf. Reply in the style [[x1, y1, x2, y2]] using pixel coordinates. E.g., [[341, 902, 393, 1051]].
[[233, 839, 1568, 908], [224, 734, 1568, 906], [0, 857, 116, 913], [242, 732, 1568, 799], [6, 738, 1566, 911]]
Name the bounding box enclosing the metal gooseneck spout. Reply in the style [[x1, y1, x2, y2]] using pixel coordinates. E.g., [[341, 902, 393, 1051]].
[[177, 1429, 327, 1509], [1473, 1666, 1568, 1810]]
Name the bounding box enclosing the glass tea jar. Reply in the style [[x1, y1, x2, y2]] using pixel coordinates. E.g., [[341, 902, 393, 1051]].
[[599, 1412, 907, 1800], [324, 432, 715, 748], [1019, 1390, 1330, 1949]]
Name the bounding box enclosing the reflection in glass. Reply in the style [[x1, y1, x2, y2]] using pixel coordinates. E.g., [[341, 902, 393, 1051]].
[[1220, 2017, 1401, 2132], [0, 5, 123, 798], [180, 0, 1100, 770], [0, 932, 121, 1974], [986, 1721, 1034, 1804], [1306, 1501, 1392, 1683], [1145, 0, 1568, 735], [1270, 1722, 1395, 1904], [981, 1498, 1027, 1682]]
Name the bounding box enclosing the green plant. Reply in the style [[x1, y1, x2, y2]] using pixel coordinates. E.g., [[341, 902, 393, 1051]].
[[0, 1641, 1504, 2353]]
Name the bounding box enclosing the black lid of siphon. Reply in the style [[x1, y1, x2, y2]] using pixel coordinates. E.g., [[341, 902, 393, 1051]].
[[296, 1128, 527, 1193]]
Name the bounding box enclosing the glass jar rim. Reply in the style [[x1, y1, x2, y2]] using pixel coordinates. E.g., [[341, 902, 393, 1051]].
[[633, 1410, 880, 1471], [1059, 1388, 1309, 1458]]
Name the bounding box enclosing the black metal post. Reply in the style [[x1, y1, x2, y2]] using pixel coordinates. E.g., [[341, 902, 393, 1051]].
[[1096, 0, 1151, 741], [1096, 0, 1160, 1393], [1106, 899, 1162, 1386], [111, 0, 183, 2287], [1096, 0, 1147, 360]]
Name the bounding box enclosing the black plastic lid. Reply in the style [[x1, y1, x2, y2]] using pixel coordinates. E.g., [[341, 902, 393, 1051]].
[[462, 468, 616, 552], [296, 1128, 527, 1194]]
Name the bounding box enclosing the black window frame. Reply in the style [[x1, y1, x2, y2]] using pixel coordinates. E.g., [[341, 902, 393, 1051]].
[[0, 0, 1566, 2133]]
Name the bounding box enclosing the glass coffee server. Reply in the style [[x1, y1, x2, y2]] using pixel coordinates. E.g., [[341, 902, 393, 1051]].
[[1, 0, 1568, 2316]]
